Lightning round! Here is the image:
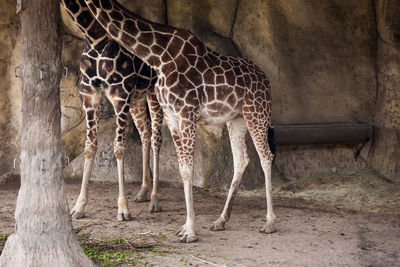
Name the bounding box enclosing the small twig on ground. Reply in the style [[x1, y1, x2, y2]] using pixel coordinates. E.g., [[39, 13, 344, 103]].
[[134, 208, 144, 217], [137, 231, 151, 235], [73, 223, 101, 234], [191, 255, 227, 267], [72, 219, 95, 223], [122, 237, 136, 251]]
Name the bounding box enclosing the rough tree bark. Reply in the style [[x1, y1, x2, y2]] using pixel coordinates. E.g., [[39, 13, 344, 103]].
[[0, 0, 95, 266]]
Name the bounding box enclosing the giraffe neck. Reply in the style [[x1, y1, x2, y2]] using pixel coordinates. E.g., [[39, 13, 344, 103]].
[[61, 0, 109, 48], [84, 0, 188, 72]]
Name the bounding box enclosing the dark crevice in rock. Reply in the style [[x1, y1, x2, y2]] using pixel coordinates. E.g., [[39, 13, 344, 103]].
[[163, 0, 168, 26], [372, 0, 380, 105], [229, 0, 242, 58], [230, 0, 240, 39]]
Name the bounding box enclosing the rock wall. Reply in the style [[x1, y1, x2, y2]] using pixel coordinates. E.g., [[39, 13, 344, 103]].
[[165, 0, 377, 182], [368, 0, 400, 180], [0, 0, 21, 176], [1, 0, 399, 186]]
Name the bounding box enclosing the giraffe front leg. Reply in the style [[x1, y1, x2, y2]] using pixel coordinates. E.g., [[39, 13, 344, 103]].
[[177, 169, 197, 243], [130, 97, 152, 203], [165, 112, 198, 242], [70, 156, 94, 219], [109, 94, 131, 221], [70, 86, 100, 219], [210, 119, 249, 231], [116, 148, 130, 222], [147, 91, 163, 213]]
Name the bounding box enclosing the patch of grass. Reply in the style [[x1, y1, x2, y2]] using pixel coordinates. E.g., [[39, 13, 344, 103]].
[[201, 184, 210, 190], [0, 234, 8, 255], [77, 233, 168, 266], [158, 232, 168, 241], [1, 233, 169, 266], [358, 244, 368, 251], [82, 247, 145, 266]]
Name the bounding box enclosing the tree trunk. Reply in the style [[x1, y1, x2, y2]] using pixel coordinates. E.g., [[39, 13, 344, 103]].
[[0, 0, 94, 266]]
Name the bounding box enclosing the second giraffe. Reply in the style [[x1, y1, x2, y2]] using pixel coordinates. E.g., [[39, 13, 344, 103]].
[[62, 0, 164, 221]]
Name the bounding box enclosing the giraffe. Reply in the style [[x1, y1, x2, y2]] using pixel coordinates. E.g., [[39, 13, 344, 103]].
[[83, 0, 276, 242], [61, 0, 164, 221]]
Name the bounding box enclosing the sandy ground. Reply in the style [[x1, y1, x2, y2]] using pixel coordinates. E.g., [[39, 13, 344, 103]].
[[1, 173, 399, 267]]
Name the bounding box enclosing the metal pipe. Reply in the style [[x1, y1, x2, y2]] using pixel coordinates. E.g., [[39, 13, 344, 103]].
[[273, 122, 373, 146]]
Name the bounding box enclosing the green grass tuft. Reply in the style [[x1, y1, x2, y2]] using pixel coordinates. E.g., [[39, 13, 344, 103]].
[[0, 234, 8, 255]]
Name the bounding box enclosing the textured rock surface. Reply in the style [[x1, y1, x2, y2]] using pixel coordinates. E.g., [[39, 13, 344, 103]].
[[165, 0, 378, 182], [233, 0, 376, 124], [167, 0, 241, 56], [368, 0, 400, 180], [1, 0, 399, 186], [0, 0, 21, 176], [60, 34, 86, 159], [64, 118, 143, 182]]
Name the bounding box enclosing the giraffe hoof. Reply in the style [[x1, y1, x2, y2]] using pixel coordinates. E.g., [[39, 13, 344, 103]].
[[149, 196, 162, 213], [260, 222, 276, 234], [176, 226, 187, 236], [134, 189, 149, 203], [179, 234, 198, 243], [210, 220, 225, 231], [117, 212, 131, 221]]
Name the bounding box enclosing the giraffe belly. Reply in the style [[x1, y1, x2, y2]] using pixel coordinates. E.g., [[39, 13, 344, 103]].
[[198, 105, 241, 125]]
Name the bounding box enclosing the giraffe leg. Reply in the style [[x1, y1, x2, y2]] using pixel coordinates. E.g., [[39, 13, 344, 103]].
[[130, 97, 152, 203], [147, 91, 163, 213], [210, 118, 249, 231], [243, 103, 276, 234], [70, 85, 101, 219], [164, 110, 198, 242], [108, 92, 131, 221]]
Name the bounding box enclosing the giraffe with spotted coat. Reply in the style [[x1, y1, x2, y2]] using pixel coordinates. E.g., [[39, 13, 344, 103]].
[[61, 0, 164, 221], [82, 0, 276, 242]]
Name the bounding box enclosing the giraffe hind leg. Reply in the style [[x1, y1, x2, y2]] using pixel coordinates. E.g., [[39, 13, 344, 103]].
[[210, 118, 249, 231], [130, 97, 152, 203], [164, 110, 198, 242], [243, 102, 276, 234], [147, 90, 163, 213]]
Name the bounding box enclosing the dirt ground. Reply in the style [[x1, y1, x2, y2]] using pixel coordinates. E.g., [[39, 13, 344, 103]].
[[1, 170, 399, 267]]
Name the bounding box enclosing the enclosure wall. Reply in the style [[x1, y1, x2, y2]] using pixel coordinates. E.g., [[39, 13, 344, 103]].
[[1, 0, 399, 186]]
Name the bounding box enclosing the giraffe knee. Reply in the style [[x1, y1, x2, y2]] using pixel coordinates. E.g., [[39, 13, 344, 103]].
[[234, 151, 250, 174], [139, 130, 151, 145], [84, 145, 97, 159], [261, 152, 274, 167], [114, 146, 125, 160], [267, 152, 274, 163], [179, 164, 192, 181], [151, 135, 162, 152]]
